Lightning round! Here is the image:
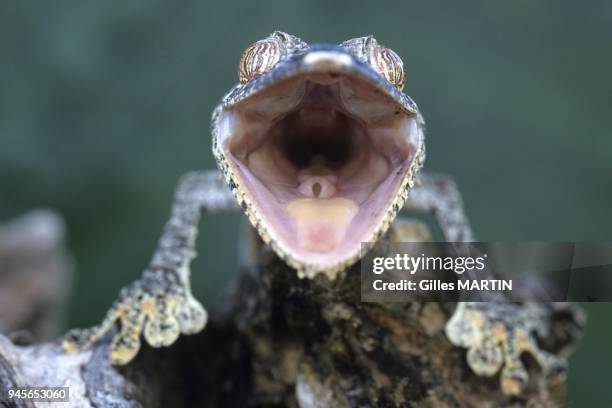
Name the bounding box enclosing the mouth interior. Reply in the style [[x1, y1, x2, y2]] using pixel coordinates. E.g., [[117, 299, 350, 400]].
[[219, 73, 421, 269]]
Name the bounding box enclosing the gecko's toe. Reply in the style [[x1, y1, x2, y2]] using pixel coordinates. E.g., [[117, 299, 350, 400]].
[[142, 294, 181, 348], [466, 336, 503, 377], [500, 363, 529, 396], [62, 327, 99, 354], [109, 321, 142, 365], [176, 296, 207, 335]]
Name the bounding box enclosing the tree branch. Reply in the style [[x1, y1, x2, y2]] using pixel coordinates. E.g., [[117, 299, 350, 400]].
[[0, 210, 579, 407]]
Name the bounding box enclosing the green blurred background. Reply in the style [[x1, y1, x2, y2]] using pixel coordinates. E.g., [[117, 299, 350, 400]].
[[1, 0, 611, 405]]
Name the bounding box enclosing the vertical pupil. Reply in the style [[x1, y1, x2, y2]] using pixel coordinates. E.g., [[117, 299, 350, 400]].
[[252, 44, 265, 73]]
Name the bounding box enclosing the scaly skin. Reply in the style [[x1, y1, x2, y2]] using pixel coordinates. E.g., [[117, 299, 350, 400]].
[[62, 32, 580, 396]]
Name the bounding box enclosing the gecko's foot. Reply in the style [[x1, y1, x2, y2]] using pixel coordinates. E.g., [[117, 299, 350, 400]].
[[445, 302, 568, 395], [62, 269, 207, 365]]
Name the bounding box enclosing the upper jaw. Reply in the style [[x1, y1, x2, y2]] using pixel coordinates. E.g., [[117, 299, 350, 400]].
[[213, 45, 425, 279], [222, 45, 420, 116]]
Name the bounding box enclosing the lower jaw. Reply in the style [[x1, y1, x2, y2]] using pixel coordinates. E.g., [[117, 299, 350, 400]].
[[225, 151, 418, 278], [223, 136, 419, 264]]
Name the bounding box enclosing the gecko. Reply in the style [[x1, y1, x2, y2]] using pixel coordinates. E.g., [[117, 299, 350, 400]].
[[62, 32, 578, 396]]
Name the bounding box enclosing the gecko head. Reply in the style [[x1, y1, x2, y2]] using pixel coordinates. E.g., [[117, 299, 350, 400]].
[[212, 32, 425, 279]]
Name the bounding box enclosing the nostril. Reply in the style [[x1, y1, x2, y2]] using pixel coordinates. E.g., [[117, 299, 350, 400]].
[[298, 176, 336, 199]]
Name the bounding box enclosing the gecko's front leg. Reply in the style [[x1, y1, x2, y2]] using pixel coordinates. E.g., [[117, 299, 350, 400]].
[[62, 170, 238, 365], [404, 172, 474, 242], [405, 173, 582, 395]]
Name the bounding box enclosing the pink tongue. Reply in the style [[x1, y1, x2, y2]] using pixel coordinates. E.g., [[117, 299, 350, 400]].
[[285, 197, 358, 253]]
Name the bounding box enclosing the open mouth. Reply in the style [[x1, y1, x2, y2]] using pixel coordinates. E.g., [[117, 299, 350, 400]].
[[215, 64, 424, 276]]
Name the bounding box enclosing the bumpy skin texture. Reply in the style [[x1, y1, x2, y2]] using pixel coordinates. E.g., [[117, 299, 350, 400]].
[[63, 172, 237, 365], [62, 32, 581, 397]]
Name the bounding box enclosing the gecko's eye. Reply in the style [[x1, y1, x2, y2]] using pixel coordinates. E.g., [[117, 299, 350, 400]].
[[238, 39, 281, 84], [370, 46, 405, 90]]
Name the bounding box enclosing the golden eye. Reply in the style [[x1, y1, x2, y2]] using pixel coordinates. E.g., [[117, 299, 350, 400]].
[[371, 46, 405, 90], [238, 39, 281, 84]]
